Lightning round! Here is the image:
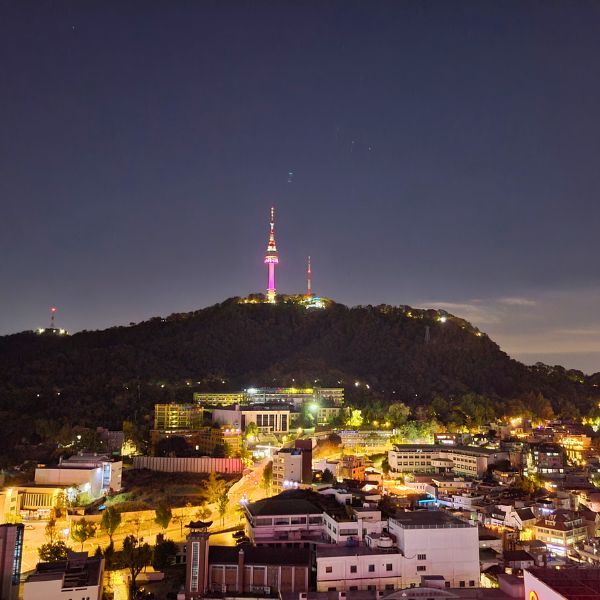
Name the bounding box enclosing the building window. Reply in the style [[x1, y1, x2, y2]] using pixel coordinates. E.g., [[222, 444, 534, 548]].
[[368, 565, 375, 572], [386, 564, 393, 571], [417, 553, 426, 560], [459, 581, 465, 588], [328, 588, 336, 592], [469, 581, 475, 587], [350, 566, 357, 573], [325, 566, 332, 573], [417, 566, 426, 572], [385, 584, 395, 591], [349, 587, 358, 591], [367, 585, 376, 591]]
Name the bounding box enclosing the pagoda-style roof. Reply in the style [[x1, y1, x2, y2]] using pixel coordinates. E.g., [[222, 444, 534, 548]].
[[186, 520, 213, 530]]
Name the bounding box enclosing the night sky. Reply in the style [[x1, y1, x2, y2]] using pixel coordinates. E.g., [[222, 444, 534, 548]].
[[2, 2, 600, 371]]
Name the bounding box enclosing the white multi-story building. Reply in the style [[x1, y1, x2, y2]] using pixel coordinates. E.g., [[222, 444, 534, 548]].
[[212, 405, 291, 434], [34, 453, 122, 498], [388, 511, 480, 589], [388, 445, 508, 478], [316, 541, 403, 592], [272, 448, 311, 493], [24, 554, 104, 600]]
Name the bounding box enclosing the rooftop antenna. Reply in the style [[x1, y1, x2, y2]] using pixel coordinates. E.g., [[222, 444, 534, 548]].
[[50, 306, 57, 330], [307, 256, 312, 297]]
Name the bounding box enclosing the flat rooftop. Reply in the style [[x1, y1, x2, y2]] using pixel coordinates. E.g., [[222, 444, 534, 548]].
[[391, 510, 473, 529], [392, 444, 503, 456], [317, 544, 401, 558]]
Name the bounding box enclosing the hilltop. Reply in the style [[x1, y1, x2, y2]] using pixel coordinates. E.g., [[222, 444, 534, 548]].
[[0, 295, 597, 456]]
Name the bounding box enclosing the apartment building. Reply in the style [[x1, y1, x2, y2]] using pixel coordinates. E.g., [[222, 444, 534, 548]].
[[388, 511, 480, 588], [272, 447, 312, 493], [388, 445, 508, 478], [533, 509, 588, 556], [0, 524, 23, 600]]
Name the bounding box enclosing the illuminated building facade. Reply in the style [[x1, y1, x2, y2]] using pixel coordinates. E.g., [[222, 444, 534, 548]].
[[195, 387, 344, 408], [264, 206, 279, 302], [154, 403, 204, 430], [0, 524, 23, 600]]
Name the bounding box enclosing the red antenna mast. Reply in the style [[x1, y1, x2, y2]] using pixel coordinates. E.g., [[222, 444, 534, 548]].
[[307, 256, 312, 297], [50, 306, 57, 329]]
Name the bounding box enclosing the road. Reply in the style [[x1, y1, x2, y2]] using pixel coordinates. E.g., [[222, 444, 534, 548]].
[[19, 459, 269, 575]]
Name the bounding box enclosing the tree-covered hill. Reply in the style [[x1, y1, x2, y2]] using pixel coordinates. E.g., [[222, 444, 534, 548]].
[[0, 296, 597, 453]]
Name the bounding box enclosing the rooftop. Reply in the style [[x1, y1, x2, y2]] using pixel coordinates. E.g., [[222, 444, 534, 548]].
[[527, 567, 600, 599], [391, 510, 473, 529], [27, 554, 103, 588], [317, 544, 401, 558], [209, 546, 310, 566]]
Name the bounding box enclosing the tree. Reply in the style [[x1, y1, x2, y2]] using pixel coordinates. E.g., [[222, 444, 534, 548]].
[[152, 538, 178, 570], [172, 513, 185, 539], [194, 502, 212, 522], [155, 501, 173, 530], [38, 541, 69, 562], [245, 422, 259, 442], [122, 535, 152, 599], [45, 518, 58, 544], [155, 436, 190, 457], [321, 468, 335, 484], [70, 517, 96, 551], [345, 409, 363, 428], [101, 506, 122, 545], [388, 402, 411, 427], [217, 493, 229, 526], [261, 461, 273, 496], [202, 472, 227, 505]]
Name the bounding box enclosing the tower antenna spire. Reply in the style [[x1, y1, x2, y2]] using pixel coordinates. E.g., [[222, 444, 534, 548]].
[[264, 206, 279, 302], [307, 256, 312, 297], [50, 306, 57, 330]]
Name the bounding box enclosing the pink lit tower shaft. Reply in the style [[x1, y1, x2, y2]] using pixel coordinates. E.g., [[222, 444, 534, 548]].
[[264, 207, 279, 302]]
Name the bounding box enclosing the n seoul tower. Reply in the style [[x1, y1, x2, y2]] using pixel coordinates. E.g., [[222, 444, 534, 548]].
[[264, 207, 279, 302]]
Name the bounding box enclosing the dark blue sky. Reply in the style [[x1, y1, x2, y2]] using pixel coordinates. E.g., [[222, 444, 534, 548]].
[[2, 2, 600, 370]]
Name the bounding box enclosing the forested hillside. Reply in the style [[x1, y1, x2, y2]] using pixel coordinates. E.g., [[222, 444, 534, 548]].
[[0, 296, 597, 458]]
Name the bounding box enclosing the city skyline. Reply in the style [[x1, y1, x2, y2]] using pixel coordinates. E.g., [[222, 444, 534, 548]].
[[2, 2, 600, 371]]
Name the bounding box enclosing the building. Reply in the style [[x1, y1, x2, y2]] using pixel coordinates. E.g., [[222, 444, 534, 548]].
[[388, 511, 480, 588], [527, 443, 565, 479], [388, 445, 509, 478], [272, 446, 312, 493], [524, 567, 600, 600], [533, 509, 589, 556], [154, 403, 204, 430], [0, 524, 23, 600], [338, 455, 366, 481], [194, 387, 344, 408], [316, 541, 403, 592], [151, 425, 242, 456], [212, 405, 291, 434], [34, 453, 122, 498], [24, 553, 104, 600], [184, 520, 309, 599], [244, 489, 344, 548], [315, 404, 342, 426]]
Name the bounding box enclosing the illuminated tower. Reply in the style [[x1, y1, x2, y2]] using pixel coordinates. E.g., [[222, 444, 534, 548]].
[[306, 256, 312, 297], [264, 207, 278, 302]]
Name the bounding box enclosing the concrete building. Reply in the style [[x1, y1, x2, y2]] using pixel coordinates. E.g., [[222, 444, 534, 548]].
[[212, 405, 291, 434], [194, 387, 344, 408], [34, 453, 122, 498], [388, 445, 508, 478], [338, 455, 366, 481], [184, 520, 309, 599], [533, 509, 588, 556], [316, 542, 403, 592], [388, 511, 480, 588], [524, 567, 600, 600], [154, 403, 204, 430], [527, 442, 565, 480], [151, 425, 242, 456], [272, 446, 312, 493], [24, 553, 104, 600], [0, 524, 23, 600]]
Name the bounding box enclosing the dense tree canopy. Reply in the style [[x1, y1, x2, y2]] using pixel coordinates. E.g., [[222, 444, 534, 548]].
[[0, 298, 597, 461]]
